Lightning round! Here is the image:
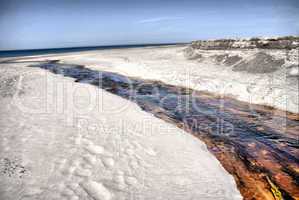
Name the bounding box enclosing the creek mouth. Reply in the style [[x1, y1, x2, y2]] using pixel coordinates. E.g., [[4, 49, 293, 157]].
[[30, 61, 299, 200]]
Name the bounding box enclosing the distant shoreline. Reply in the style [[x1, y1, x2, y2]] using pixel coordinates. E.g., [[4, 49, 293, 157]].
[[0, 43, 186, 58]]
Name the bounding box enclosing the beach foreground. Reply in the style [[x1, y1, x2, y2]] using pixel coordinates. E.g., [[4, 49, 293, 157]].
[[0, 43, 298, 200], [0, 55, 242, 200]]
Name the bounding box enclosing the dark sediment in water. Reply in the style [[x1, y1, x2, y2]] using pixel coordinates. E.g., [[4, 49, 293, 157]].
[[30, 61, 299, 200]]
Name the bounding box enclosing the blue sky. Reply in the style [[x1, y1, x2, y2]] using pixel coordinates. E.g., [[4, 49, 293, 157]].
[[0, 0, 298, 50]]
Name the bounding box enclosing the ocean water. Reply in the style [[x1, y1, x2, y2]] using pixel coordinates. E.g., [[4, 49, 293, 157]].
[[0, 43, 177, 58]]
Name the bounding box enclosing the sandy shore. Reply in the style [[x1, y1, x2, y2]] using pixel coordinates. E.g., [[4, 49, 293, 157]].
[[20, 45, 297, 114], [2, 45, 297, 113], [0, 45, 298, 200], [0, 50, 242, 199]]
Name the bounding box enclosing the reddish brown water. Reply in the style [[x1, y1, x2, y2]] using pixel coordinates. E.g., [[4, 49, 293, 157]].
[[31, 61, 299, 200]]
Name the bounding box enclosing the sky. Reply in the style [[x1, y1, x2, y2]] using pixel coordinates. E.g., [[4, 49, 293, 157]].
[[0, 0, 298, 50]]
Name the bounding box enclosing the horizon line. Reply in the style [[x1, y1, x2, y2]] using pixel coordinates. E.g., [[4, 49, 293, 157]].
[[0, 42, 188, 52]]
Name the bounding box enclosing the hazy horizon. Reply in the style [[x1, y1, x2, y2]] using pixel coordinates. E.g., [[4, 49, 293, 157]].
[[0, 43, 184, 52], [1, 0, 298, 51]]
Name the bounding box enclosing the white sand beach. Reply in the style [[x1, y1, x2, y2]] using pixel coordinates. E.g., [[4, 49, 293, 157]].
[[0, 43, 298, 200], [42, 45, 298, 113], [0, 53, 242, 200]]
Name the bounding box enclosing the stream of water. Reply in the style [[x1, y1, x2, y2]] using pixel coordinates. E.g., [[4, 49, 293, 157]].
[[30, 61, 299, 200]]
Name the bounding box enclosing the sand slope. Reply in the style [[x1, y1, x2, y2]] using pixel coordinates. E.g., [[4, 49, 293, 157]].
[[0, 61, 242, 199]]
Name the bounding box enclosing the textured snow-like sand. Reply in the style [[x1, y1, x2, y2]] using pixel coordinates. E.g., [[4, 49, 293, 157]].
[[56, 45, 298, 113], [0, 62, 242, 199]]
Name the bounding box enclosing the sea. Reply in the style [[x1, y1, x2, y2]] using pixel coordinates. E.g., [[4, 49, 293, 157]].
[[0, 44, 178, 58]]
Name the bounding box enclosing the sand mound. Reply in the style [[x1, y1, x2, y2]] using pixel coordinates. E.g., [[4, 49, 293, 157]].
[[232, 52, 285, 74], [224, 55, 242, 66]]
